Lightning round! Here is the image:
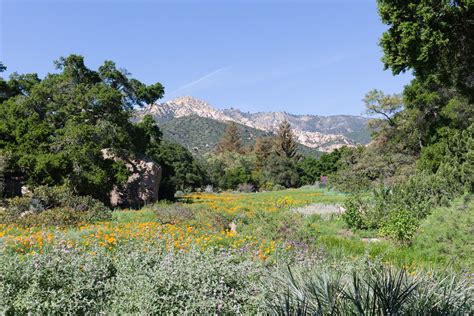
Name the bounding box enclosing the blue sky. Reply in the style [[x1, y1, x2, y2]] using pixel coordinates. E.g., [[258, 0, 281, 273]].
[[1, 0, 412, 116]]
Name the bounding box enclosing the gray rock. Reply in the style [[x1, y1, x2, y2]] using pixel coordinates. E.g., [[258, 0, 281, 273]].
[[102, 149, 162, 208]]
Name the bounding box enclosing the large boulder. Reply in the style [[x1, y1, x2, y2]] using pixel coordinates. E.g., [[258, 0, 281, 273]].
[[102, 150, 162, 208]]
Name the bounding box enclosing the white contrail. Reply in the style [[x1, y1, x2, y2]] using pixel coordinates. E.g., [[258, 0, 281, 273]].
[[168, 66, 231, 96]]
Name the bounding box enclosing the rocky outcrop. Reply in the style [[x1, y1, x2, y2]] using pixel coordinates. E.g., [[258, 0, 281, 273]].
[[102, 150, 161, 208], [135, 96, 371, 152]]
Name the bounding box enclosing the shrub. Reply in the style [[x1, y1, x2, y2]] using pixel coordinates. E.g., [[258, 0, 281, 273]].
[[0, 246, 116, 314], [379, 209, 419, 244], [0, 245, 266, 314], [410, 195, 474, 270], [108, 247, 265, 314], [260, 181, 275, 191], [155, 203, 195, 225], [1, 185, 110, 226], [343, 163, 468, 243], [237, 183, 255, 193], [342, 192, 387, 230], [222, 167, 252, 190], [342, 194, 370, 230], [11, 207, 97, 227], [272, 184, 285, 191], [263, 155, 301, 188]]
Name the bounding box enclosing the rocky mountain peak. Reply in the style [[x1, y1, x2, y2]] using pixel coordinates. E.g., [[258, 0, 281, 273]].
[[135, 96, 371, 152], [167, 96, 213, 110]]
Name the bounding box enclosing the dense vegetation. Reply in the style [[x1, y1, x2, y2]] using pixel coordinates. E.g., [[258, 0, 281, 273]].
[[0, 56, 165, 202], [160, 114, 323, 157], [0, 56, 326, 203], [0, 0, 473, 313], [320, 0, 474, 245], [1, 189, 472, 313]]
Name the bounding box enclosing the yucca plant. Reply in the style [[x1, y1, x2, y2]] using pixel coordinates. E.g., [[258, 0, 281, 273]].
[[266, 265, 348, 315], [265, 261, 473, 315], [409, 272, 474, 315]]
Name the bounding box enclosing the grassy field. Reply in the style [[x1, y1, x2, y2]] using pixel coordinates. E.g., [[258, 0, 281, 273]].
[[0, 187, 344, 260], [1, 187, 471, 270], [1, 187, 473, 313]]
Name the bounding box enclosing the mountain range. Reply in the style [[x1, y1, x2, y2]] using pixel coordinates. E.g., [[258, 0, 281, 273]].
[[135, 96, 372, 155]]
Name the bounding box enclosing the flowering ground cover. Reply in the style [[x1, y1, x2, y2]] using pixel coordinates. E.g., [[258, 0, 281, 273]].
[[183, 187, 345, 215], [0, 187, 342, 259], [0, 188, 472, 314]]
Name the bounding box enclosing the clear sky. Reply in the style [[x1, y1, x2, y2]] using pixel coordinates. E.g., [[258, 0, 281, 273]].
[[0, 0, 412, 116]]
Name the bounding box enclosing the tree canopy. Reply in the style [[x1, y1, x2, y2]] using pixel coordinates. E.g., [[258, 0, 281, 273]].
[[0, 55, 164, 202], [216, 121, 244, 154], [378, 0, 474, 100], [274, 120, 300, 161]]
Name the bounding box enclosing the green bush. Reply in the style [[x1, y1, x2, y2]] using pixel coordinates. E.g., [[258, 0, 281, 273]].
[[263, 155, 301, 188], [272, 184, 286, 191], [410, 195, 474, 270], [343, 162, 468, 243], [222, 167, 252, 190], [342, 190, 390, 230], [379, 209, 419, 244], [342, 195, 370, 230]]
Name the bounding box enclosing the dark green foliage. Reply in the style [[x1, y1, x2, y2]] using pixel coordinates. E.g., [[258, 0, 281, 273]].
[[418, 124, 474, 191], [340, 126, 472, 242], [263, 154, 301, 188], [160, 115, 321, 157], [274, 119, 300, 161], [205, 152, 256, 191], [335, 1, 474, 241], [222, 167, 252, 190], [254, 136, 274, 170], [343, 163, 468, 242], [150, 140, 207, 200], [0, 155, 5, 198], [0, 55, 164, 203], [377, 0, 474, 100], [298, 147, 348, 185]]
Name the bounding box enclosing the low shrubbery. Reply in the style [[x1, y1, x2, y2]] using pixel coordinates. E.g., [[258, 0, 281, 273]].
[[343, 162, 469, 243], [155, 203, 195, 225], [410, 195, 474, 270], [0, 245, 266, 314], [340, 122, 473, 244], [0, 185, 110, 226], [1, 245, 471, 314]]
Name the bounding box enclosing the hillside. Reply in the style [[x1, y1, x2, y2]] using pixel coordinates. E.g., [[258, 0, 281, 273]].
[[160, 115, 322, 157], [136, 96, 371, 152]]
